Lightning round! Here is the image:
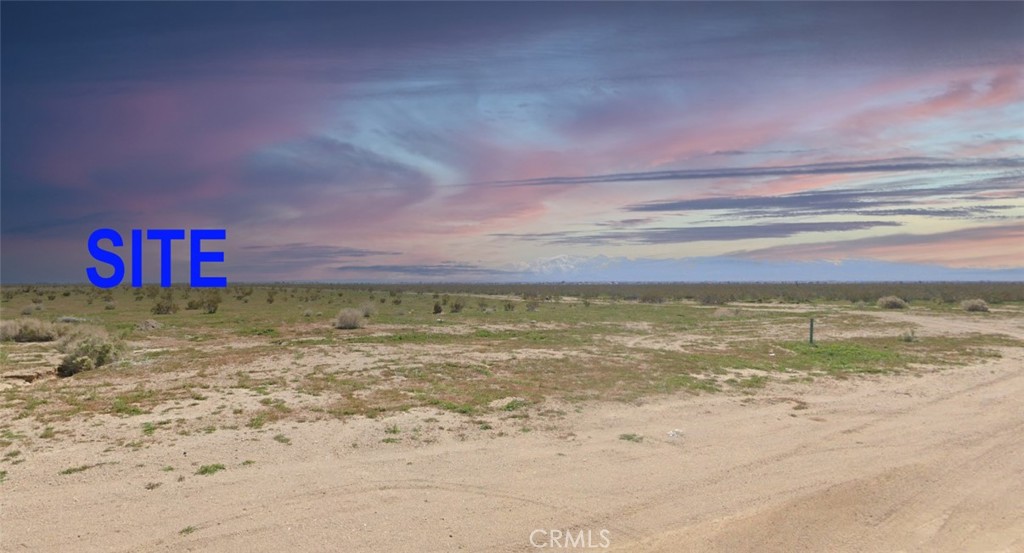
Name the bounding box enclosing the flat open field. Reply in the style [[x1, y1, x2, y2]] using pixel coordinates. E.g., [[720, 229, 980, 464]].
[[2, 283, 1023, 551]]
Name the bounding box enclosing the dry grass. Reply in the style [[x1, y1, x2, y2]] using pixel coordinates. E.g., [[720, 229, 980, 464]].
[[961, 299, 990, 312], [0, 318, 61, 342], [334, 308, 364, 329], [877, 296, 909, 309]]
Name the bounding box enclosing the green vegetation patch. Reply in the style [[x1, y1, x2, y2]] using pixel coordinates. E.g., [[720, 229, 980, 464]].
[[782, 341, 903, 374], [59, 462, 112, 475], [195, 463, 226, 476], [348, 332, 457, 345], [237, 327, 278, 337]]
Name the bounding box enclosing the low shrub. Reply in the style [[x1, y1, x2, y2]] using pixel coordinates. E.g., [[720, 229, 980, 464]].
[[334, 308, 364, 329], [136, 319, 163, 331], [56, 327, 123, 377], [152, 299, 178, 315], [0, 318, 59, 342], [877, 296, 908, 309], [151, 290, 178, 315], [59, 355, 96, 375], [360, 303, 376, 318], [961, 299, 989, 312], [199, 289, 222, 314]]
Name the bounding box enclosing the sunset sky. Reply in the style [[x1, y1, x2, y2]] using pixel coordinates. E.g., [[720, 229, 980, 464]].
[[2, 2, 1022, 283]]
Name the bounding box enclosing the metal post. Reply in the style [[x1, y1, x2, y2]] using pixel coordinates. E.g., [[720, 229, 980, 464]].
[[809, 318, 815, 345]]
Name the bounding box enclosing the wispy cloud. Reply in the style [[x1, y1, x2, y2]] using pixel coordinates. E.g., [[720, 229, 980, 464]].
[[333, 263, 513, 278], [480, 157, 1023, 188], [625, 172, 1023, 220], [241, 137, 432, 194], [497, 221, 902, 246], [734, 223, 1024, 269], [241, 243, 398, 261]]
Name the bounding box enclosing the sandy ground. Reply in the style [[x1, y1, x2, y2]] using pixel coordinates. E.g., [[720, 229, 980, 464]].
[[2, 311, 1023, 552]]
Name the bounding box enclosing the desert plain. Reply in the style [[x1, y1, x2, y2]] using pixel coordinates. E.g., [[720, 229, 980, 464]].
[[1, 282, 1022, 552]]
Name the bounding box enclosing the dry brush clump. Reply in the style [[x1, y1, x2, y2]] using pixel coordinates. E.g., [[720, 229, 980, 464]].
[[334, 308, 364, 329], [136, 319, 163, 331], [56, 326, 124, 377], [877, 296, 909, 309], [0, 317, 61, 342], [961, 299, 989, 312], [198, 289, 222, 314], [151, 290, 179, 315]]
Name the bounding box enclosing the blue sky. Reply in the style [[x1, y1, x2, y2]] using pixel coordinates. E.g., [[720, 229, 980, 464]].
[[2, 2, 1022, 282]]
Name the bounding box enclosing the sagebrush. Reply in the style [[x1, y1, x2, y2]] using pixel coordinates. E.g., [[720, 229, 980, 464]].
[[877, 296, 908, 309], [334, 308, 364, 329], [56, 326, 123, 377], [961, 299, 989, 312], [0, 318, 61, 342]]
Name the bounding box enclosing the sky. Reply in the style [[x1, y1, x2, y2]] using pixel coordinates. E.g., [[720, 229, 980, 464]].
[[2, 2, 1022, 283]]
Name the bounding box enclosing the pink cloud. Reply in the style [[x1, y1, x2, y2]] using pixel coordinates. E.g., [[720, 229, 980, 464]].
[[737, 224, 1024, 269], [835, 67, 1023, 140], [979, 69, 1024, 108], [610, 65, 1024, 174], [954, 138, 1024, 158]]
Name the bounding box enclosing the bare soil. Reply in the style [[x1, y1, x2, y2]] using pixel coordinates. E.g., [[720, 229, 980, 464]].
[[2, 309, 1022, 552]]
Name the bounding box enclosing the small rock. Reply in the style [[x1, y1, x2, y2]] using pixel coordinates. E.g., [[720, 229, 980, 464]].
[[136, 319, 163, 331]]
